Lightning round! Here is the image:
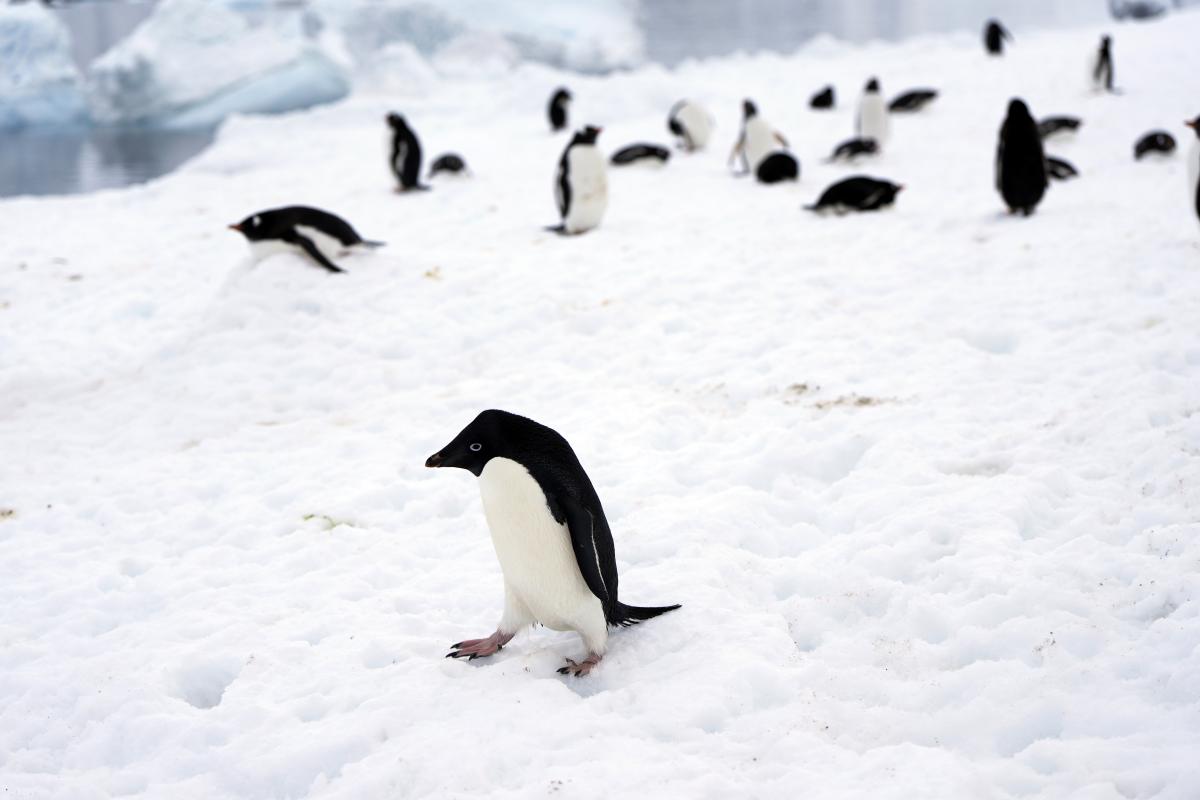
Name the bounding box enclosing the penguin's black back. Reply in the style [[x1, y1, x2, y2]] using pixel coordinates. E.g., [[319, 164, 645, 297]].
[[430, 153, 467, 175], [889, 89, 938, 112], [984, 20, 1008, 54], [548, 88, 570, 131], [610, 143, 670, 165], [1038, 116, 1082, 139], [997, 100, 1048, 215], [830, 137, 878, 160], [247, 206, 365, 245], [756, 152, 799, 184], [809, 176, 900, 211], [1133, 131, 1175, 159], [810, 86, 835, 109]]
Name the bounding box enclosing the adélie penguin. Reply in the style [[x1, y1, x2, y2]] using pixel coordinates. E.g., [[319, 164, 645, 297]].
[[552, 125, 608, 235], [387, 112, 427, 191], [857, 78, 890, 148], [667, 100, 714, 151], [426, 410, 681, 677], [996, 99, 1048, 216], [1092, 35, 1115, 93], [548, 87, 571, 132], [228, 206, 384, 273], [1186, 116, 1200, 230], [730, 99, 788, 176], [1133, 131, 1175, 160], [984, 19, 1011, 55], [806, 176, 902, 213]]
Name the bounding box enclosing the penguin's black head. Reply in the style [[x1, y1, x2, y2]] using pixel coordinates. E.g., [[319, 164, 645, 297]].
[[742, 99, 758, 119], [1007, 98, 1032, 121], [386, 112, 408, 131], [553, 88, 572, 105], [1101, 35, 1111, 49], [866, 78, 880, 92], [1186, 116, 1200, 139], [425, 409, 527, 476], [228, 213, 264, 240], [572, 125, 602, 145]]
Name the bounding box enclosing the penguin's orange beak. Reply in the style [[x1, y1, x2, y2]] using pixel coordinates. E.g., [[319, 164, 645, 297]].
[[228, 223, 243, 232]]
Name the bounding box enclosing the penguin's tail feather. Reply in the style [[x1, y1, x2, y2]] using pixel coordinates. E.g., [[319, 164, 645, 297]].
[[361, 239, 386, 249], [612, 602, 681, 627]]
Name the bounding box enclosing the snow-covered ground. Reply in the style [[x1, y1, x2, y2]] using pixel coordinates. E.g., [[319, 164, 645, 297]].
[[3, 10, 1200, 800]]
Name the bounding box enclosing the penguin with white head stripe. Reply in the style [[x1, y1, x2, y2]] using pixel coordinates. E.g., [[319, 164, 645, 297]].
[[426, 410, 680, 677]]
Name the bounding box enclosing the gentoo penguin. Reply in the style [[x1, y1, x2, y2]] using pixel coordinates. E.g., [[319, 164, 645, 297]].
[[428, 153, 470, 179], [730, 99, 788, 176], [857, 78, 890, 148], [806, 176, 902, 214], [889, 89, 938, 113], [810, 86, 835, 110], [827, 137, 879, 162], [228, 206, 384, 273], [552, 125, 607, 235], [984, 19, 1011, 55], [756, 152, 799, 184], [1045, 156, 1079, 180], [426, 410, 681, 677], [1134, 131, 1175, 160], [1186, 117, 1200, 229], [996, 98, 1048, 216], [610, 143, 671, 166], [387, 112, 427, 191], [548, 87, 571, 132], [1038, 116, 1082, 140], [667, 100, 714, 151], [1092, 35, 1115, 93]]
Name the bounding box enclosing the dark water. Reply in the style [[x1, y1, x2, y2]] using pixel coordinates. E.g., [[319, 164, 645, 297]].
[[0, 126, 215, 199]]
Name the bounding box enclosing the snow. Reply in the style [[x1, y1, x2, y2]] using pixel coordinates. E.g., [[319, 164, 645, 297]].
[[0, 4, 87, 130], [3, 10, 1200, 800], [86, 0, 349, 128]]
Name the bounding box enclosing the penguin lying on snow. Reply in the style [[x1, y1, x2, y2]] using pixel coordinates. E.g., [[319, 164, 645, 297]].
[[984, 19, 1011, 56], [810, 86, 835, 109], [387, 113, 427, 192], [1038, 116, 1082, 140], [889, 89, 938, 113], [806, 176, 902, 213], [757, 152, 799, 184], [857, 78, 890, 148], [551, 126, 607, 235], [997, 99, 1048, 216], [1045, 156, 1079, 180], [610, 144, 670, 166], [1134, 131, 1175, 160], [426, 410, 681, 677], [228, 206, 384, 273], [548, 87, 571, 132], [1186, 117, 1200, 230], [428, 153, 470, 179], [668, 100, 714, 151], [827, 137, 878, 162]]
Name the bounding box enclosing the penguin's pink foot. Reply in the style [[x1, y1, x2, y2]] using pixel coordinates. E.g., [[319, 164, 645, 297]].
[[446, 631, 513, 660], [557, 653, 603, 677]]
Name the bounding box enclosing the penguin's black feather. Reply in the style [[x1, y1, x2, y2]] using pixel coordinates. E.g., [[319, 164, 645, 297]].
[[997, 98, 1048, 216]]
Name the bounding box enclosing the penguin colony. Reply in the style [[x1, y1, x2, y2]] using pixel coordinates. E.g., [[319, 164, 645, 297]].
[[221, 20, 1200, 676]]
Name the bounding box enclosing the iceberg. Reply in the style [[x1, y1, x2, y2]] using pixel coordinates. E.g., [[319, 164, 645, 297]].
[[0, 4, 87, 130]]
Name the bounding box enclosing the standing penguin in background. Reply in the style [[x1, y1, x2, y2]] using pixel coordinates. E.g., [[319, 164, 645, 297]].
[[548, 88, 572, 132], [1185, 117, 1200, 230], [552, 125, 608, 235], [387, 112, 427, 191], [730, 100, 788, 176], [984, 19, 1011, 55], [426, 410, 681, 677], [857, 78, 890, 149], [996, 99, 1048, 216], [668, 100, 714, 151], [1092, 35, 1115, 93]]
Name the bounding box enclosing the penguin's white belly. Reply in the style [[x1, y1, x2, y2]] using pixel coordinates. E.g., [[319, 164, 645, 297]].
[[676, 104, 713, 149], [858, 96, 890, 145], [478, 458, 604, 632], [294, 225, 345, 257], [563, 146, 608, 234], [743, 117, 775, 171], [1188, 141, 1200, 228]]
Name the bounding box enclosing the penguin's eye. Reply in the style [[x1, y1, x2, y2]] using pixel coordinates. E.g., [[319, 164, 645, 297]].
[[469, 443, 482, 452]]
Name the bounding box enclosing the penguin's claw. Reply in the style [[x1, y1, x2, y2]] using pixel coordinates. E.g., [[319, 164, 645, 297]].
[[445, 631, 514, 661], [557, 654, 602, 677]]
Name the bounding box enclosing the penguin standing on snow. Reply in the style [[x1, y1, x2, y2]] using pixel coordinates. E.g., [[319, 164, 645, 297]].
[[387, 112, 427, 191], [1185, 116, 1200, 230], [426, 410, 681, 677], [1092, 35, 1115, 93], [228, 206, 384, 273], [996, 99, 1048, 216], [552, 125, 608, 235], [548, 88, 572, 132], [730, 100, 789, 176], [668, 100, 714, 151], [984, 19, 1011, 55], [857, 78, 890, 148]]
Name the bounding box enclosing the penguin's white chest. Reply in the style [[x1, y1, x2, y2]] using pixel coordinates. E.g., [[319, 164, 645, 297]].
[[676, 103, 713, 149], [1188, 140, 1200, 228], [563, 145, 608, 234], [249, 226, 344, 266], [858, 94, 889, 146], [743, 116, 776, 171], [478, 458, 603, 631]]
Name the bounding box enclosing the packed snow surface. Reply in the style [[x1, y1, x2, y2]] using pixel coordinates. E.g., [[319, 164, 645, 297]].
[[3, 11, 1200, 800], [0, 4, 86, 130]]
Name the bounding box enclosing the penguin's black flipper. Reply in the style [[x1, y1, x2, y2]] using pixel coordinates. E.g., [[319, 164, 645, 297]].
[[559, 497, 620, 622], [282, 229, 344, 273]]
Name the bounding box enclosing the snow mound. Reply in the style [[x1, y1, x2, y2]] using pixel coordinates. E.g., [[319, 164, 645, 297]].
[[0, 4, 87, 130], [86, 0, 349, 128]]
